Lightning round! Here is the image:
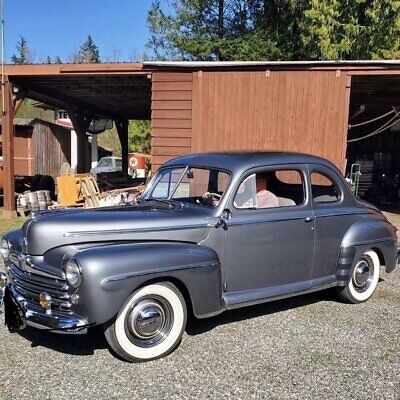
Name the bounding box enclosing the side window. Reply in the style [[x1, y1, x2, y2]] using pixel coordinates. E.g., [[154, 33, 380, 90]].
[[311, 172, 340, 203], [234, 169, 305, 209]]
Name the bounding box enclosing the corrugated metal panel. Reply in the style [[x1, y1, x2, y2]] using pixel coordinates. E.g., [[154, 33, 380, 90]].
[[151, 72, 193, 170], [191, 71, 349, 171]]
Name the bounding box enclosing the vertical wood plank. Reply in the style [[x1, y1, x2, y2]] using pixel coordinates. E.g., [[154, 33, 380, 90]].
[[190, 70, 348, 170], [2, 80, 16, 216]]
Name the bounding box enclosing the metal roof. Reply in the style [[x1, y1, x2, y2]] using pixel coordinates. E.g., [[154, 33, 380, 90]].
[[145, 60, 400, 68]]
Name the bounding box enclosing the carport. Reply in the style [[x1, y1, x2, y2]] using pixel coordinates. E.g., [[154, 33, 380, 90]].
[[3, 60, 400, 216], [2, 63, 152, 216]]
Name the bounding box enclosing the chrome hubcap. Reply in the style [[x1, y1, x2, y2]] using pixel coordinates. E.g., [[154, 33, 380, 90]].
[[125, 296, 173, 347], [352, 256, 373, 292], [128, 300, 165, 339]]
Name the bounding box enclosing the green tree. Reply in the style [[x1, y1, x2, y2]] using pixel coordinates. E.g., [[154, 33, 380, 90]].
[[98, 121, 151, 157], [147, 0, 286, 60], [54, 56, 62, 64], [128, 120, 151, 154], [11, 36, 35, 64], [301, 0, 400, 60], [147, 0, 400, 61], [75, 35, 100, 63]]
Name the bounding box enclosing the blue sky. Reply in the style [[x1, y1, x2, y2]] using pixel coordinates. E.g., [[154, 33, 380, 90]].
[[6, 0, 163, 63]]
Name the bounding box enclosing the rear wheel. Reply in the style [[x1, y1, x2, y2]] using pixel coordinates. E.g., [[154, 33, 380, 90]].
[[104, 282, 187, 362], [337, 250, 380, 303]]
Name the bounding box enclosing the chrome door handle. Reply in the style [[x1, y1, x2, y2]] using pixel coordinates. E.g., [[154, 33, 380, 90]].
[[305, 216, 314, 223]]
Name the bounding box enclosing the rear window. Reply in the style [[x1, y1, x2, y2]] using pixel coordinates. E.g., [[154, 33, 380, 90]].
[[311, 172, 341, 203]]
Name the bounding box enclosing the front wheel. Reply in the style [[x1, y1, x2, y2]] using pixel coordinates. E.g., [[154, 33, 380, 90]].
[[337, 249, 380, 303], [104, 282, 187, 362]]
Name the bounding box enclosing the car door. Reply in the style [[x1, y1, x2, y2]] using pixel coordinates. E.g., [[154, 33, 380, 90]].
[[308, 165, 358, 286], [223, 164, 315, 306]]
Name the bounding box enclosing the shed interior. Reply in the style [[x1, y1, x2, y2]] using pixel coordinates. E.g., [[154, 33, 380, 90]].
[[347, 75, 400, 207]]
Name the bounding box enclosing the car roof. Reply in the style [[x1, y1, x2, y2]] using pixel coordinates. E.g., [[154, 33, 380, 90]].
[[162, 151, 341, 176]]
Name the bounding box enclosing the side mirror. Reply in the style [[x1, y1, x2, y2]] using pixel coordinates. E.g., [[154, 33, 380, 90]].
[[215, 209, 231, 230], [222, 209, 232, 220]]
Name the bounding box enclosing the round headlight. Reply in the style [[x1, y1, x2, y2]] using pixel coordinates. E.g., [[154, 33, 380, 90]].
[[63, 259, 82, 288], [0, 238, 10, 260]]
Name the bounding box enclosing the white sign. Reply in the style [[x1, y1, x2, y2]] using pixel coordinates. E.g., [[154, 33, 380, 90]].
[[55, 109, 73, 128]]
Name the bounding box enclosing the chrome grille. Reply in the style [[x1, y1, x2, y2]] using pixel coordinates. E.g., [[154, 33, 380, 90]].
[[7, 254, 71, 311]]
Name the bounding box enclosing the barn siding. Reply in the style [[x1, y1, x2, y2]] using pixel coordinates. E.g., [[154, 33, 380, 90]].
[[13, 127, 35, 176], [34, 121, 71, 177], [151, 72, 193, 170], [191, 71, 349, 171]]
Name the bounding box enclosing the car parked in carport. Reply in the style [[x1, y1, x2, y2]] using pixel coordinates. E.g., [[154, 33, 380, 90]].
[[0, 151, 398, 362], [90, 156, 122, 177]]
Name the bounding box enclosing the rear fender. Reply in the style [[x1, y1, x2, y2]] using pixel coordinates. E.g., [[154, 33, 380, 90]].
[[337, 219, 397, 286], [73, 242, 222, 325]]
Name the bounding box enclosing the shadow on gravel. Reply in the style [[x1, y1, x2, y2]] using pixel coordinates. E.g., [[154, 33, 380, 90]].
[[16, 325, 108, 356], [186, 288, 338, 336], [12, 288, 338, 356]]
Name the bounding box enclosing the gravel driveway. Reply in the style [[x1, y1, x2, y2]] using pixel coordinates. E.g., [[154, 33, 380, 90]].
[[0, 263, 399, 400]]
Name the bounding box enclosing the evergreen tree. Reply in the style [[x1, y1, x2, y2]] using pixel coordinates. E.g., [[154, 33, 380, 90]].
[[54, 56, 62, 64], [128, 120, 151, 154], [301, 0, 400, 60], [147, 0, 305, 60], [147, 0, 400, 61], [75, 35, 100, 63], [11, 36, 35, 64], [46, 56, 52, 64]]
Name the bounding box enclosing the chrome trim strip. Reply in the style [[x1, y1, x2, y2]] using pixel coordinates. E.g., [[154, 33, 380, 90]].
[[226, 216, 307, 227], [64, 223, 210, 237], [103, 261, 219, 284]]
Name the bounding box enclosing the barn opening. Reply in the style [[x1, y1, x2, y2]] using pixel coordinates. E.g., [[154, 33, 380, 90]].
[[1, 63, 153, 214], [346, 74, 400, 209]]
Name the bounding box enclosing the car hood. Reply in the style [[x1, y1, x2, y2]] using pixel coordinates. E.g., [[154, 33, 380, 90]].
[[21, 203, 215, 255]]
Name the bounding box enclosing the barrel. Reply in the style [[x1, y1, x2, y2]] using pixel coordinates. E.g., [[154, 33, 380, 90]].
[[44, 190, 52, 205], [36, 191, 48, 210], [28, 192, 39, 211]]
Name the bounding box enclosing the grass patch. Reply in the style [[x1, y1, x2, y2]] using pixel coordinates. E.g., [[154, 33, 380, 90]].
[[0, 209, 26, 236]]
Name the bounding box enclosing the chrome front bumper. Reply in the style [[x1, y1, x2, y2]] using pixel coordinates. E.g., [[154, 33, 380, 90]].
[[1, 284, 90, 334]]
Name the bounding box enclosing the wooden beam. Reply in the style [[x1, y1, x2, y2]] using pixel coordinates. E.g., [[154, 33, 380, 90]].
[[2, 79, 16, 217], [5, 63, 146, 76], [116, 119, 129, 174], [67, 110, 92, 173], [23, 86, 124, 120]]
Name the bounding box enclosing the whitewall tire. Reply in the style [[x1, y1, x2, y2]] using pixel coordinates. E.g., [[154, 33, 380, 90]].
[[337, 250, 380, 303], [104, 282, 187, 362]]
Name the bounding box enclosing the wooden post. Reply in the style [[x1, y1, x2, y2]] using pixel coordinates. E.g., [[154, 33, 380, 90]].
[[116, 119, 129, 174], [68, 110, 92, 173], [2, 79, 16, 217]]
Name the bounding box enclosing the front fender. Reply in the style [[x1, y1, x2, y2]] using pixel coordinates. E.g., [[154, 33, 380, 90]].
[[72, 242, 223, 325], [337, 218, 397, 285]]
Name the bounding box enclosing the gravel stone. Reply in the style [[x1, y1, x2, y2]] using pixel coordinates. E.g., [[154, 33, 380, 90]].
[[0, 264, 399, 399]]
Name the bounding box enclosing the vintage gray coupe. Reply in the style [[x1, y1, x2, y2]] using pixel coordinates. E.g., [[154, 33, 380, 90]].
[[0, 152, 398, 362]]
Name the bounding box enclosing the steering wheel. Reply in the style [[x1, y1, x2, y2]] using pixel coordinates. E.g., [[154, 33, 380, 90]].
[[201, 192, 222, 206]]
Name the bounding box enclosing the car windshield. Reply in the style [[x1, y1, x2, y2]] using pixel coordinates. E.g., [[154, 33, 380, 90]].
[[143, 166, 231, 208]]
